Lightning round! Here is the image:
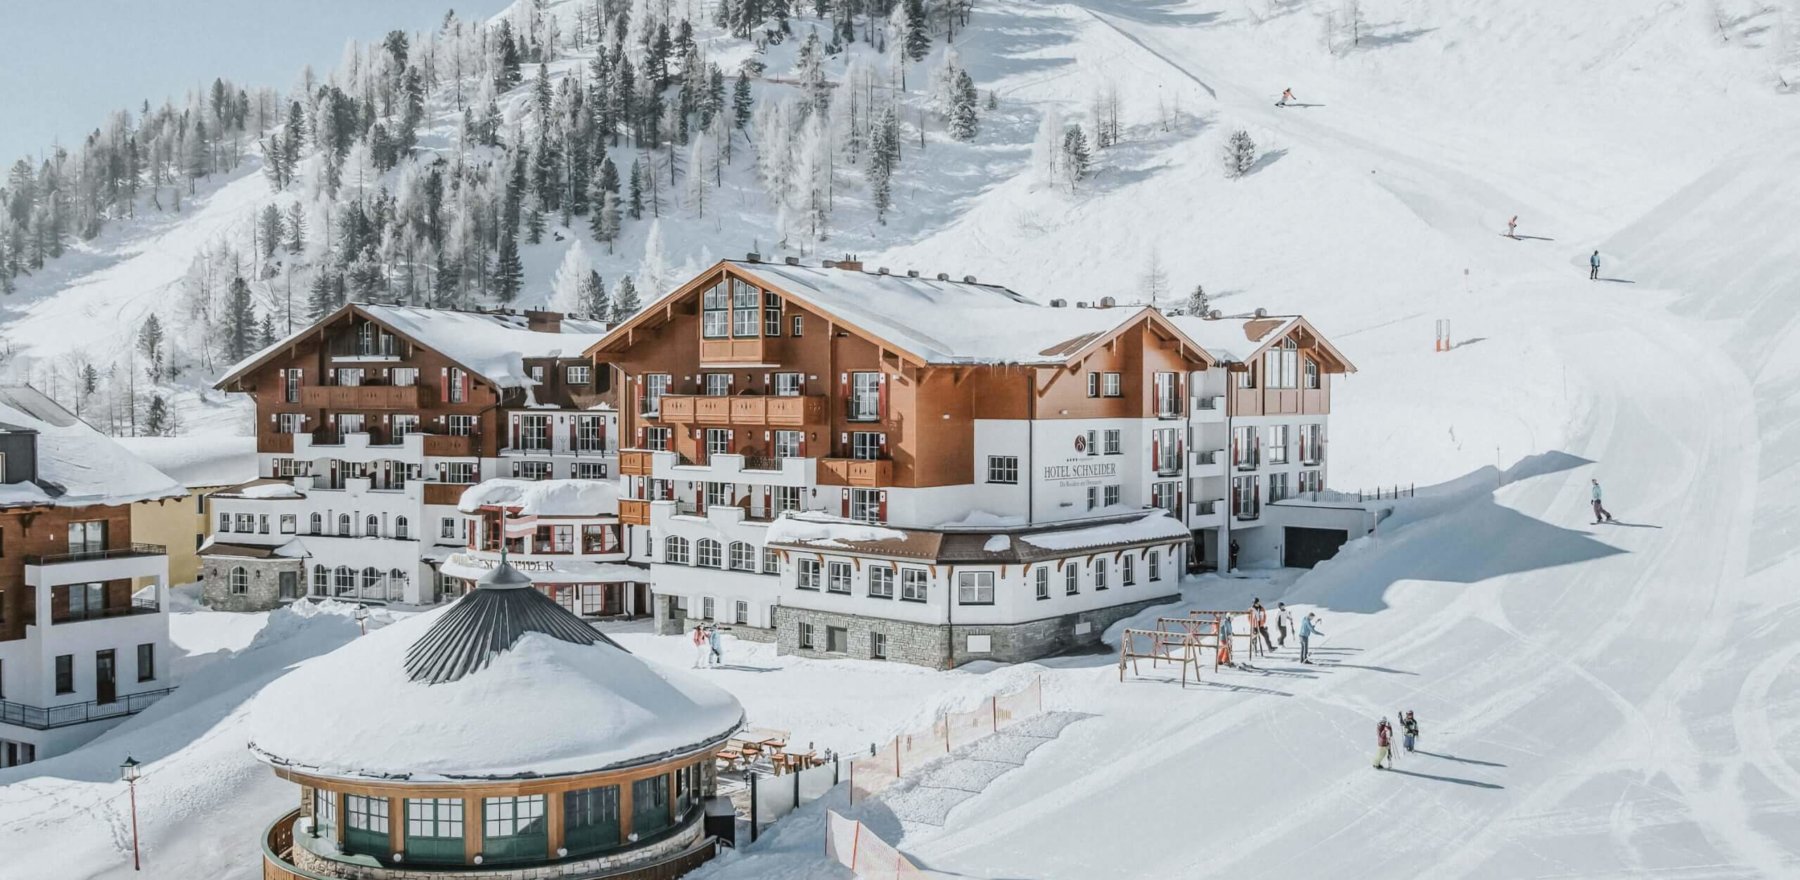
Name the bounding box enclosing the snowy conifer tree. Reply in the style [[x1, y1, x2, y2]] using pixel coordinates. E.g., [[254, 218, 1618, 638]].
[[549, 241, 594, 313], [1032, 107, 1064, 186], [596, 192, 622, 253], [949, 70, 979, 140], [614, 275, 641, 318], [1224, 129, 1257, 178], [138, 315, 167, 382], [258, 205, 284, 263], [1187, 284, 1210, 316], [225, 276, 257, 362], [494, 232, 524, 302], [903, 0, 931, 61], [868, 107, 899, 223], [1061, 125, 1091, 192], [144, 395, 173, 436], [637, 220, 669, 297], [580, 270, 610, 322]]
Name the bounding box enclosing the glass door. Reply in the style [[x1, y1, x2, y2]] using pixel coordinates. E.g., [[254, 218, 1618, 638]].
[[68, 520, 107, 557], [95, 650, 117, 705]]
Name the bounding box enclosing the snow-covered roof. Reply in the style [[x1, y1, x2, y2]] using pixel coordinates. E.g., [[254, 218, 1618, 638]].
[[249, 585, 743, 781], [1164, 314, 1301, 363], [212, 479, 305, 500], [729, 261, 1157, 365], [217, 304, 608, 392], [765, 511, 909, 548], [440, 552, 647, 585], [114, 436, 258, 489], [1018, 512, 1193, 552], [0, 386, 184, 510], [457, 478, 619, 516], [765, 510, 1191, 563]]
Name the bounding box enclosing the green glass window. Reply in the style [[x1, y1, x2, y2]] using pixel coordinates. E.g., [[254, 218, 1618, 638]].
[[403, 798, 465, 865], [631, 775, 671, 838], [482, 795, 547, 864], [311, 789, 337, 841], [562, 785, 621, 855], [344, 794, 390, 856]]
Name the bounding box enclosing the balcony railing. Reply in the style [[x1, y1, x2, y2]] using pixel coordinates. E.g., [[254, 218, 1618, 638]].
[[0, 687, 175, 730], [819, 457, 895, 487], [655, 394, 826, 426], [423, 483, 471, 506], [328, 338, 405, 359], [1235, 455, 1260, 471], [1154, 457, 1183, 477], [422, 433, 476, 456], [674, 501, 707, 517], [26, 543, 166, 566], [1197, 449, 1221, 466], [301, 384, 430, 410], [619, 498, 651, 526], [620, 450, 655, 476], [1194, 499, 1220, 516], [54, 597, 162, 624]]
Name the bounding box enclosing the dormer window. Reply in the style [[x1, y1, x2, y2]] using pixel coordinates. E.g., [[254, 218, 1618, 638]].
[[701, 284, 729, 339]]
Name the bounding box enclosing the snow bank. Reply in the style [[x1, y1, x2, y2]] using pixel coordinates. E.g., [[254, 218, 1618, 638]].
[[240, 481, 301, 499], [1019, 513, 1190, 551], [765, 512, 908, 547], [439, 552, 647, 585], [456, 477, 619, 515], [0, 386, 183, 509], [114, 435, 258, 489], [983, 535, 1011, 552]]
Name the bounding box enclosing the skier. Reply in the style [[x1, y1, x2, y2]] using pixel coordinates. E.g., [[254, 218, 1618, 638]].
[[1589, 250, 1601, 281], [1278, 88, 1296, 107], [708, 624, 724, 667], [1401, 711, 1420, 753], [1252, 599, 1274, 652], [1277, 602, 1294, 647], [1299, 612, 1323, 664], [1374, 717, 1394, 770], [1507, 215, 1518, 238], [1217, 613, 1235, 668], [690, 623, 709, 668], [1590, 478, 1614, 524]]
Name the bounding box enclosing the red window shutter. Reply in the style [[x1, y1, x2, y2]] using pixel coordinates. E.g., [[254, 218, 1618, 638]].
[[841, 488, 850, 518], [727, 429, 736, 454], [839, 432, 848, 457], [440, 367, 449, 396], [635, 376, 645, 410], [839, 372, 849, 404], [878, 433, 888, 458], [878, 491, 888, 523], [598, 418, 607, 450], [798, 434, 808, 457], [663, 481, 674, 500], [509, 416, 520, 450], [694, 428, 706, 465], [877, 374, 888, 420], [1152, 436, 1160, 467], [762, 486, 770, 513], [568, 418, 577, 450], [462, 372, 472, 402], [1177, 435, 1185, 461], [636, 426, 646, 447], [696, 483, 705, 509]]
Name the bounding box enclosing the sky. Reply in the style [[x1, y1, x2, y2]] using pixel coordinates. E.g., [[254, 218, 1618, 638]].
[[0, 0, 509, 162]]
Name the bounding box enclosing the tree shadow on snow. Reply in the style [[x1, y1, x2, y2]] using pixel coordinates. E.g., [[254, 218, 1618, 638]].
[[1349, 24, 1440, 50], [1247, 147, 1288, 176], [1077, 0, 1228, 28]]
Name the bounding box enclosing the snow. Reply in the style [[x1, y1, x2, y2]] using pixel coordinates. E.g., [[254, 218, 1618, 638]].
[[246, 605, 743, 780], [1017, 512, 1191, 552], [438, 553, 645, 585], [236, 481, 300, 499], [455, 477, 618, 515], [1164, 313, 1299, 364], [982, 535, 1010, 553], [112, 436, 258, 489], [0, 386, 184, 509], [764, 511, 909, 547]]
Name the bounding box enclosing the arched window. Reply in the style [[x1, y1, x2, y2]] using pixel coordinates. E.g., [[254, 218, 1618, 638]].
[[393, 516, 409, 540], [695, 539, 722, 568], [728, 542, 756, 571], [229, 566, 249, 594], [365, 514, 381, 537], [337, 513, 352, 535], [313, 565, 330, 595], [388, 569, 408, 602], [335, 566, 355, 595], [362, 567, 382, 596], [664, 536, 690, 565], [309, 513, 323, 535]]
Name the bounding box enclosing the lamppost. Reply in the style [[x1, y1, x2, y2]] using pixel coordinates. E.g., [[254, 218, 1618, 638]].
[[355, 604, 370, 636], [120, 756, 142, 871]]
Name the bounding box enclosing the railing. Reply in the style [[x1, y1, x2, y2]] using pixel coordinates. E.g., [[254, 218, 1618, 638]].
[[421, 433, 475, 456], [328, 338, 404, 359], [1197, 449, 1221, 466], [25, 543, 166, 566], [619, 498, 652, 526], [819, 457, 894, 487], [1235, 455, 1259, 471], [1353, 484, 1415, 502], [1196, 395, 1220, 411], [656, 394, 827, 426], [675, 501, 706, 517], [619, 450, 655, 476], [300, 384, 429, 410], [264, 433, 296, 454], [0, 686, 176, 730], [54, 597, 161, 624], [740, 454, 789, 472], [1154, 457, 1183, 476], [423, 483, 470, 506], [1195, 499, 1220, 516]]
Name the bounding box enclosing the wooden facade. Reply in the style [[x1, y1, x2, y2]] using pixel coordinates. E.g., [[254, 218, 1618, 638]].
[[0, 505, 136, 642]]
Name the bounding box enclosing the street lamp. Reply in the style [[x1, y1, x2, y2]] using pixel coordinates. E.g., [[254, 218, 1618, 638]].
[[120, 756, 142, 871], [355, 605, 370, 636]]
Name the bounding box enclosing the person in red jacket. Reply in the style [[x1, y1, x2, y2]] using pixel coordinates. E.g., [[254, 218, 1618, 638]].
[[1252, 599, 1274, 651], [1373, 718, 1394, 769]]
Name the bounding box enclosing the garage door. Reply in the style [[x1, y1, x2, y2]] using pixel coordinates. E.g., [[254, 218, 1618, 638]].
[[1284, 527, 1349, 569]]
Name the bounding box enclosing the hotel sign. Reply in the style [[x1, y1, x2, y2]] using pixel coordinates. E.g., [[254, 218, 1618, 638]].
[[1043, 461, 1118, 484]]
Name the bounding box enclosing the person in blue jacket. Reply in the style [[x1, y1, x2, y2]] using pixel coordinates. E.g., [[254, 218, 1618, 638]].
[[707, 625, 724, 667], [1589, 250, 1601, 281], [1299, 612, 1323, 664], [1591, 478, 1614, 524]]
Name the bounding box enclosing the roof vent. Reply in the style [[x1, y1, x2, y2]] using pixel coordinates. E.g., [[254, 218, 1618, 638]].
[[877, 266, 890, 275], [1049, 298, 1068, 308], [1254, 307, 1268, 318], [1076, 301, 1090, 308], [936, 272, 950, 281], [962, 275, 977, 283], [1207, 309, 1223, 320], [1098, 296, 1117, 308], [745, 252, 761, 262], [823, 259, 837, 269], [906, 269, 920, 278], [784, 256, 801, 266]]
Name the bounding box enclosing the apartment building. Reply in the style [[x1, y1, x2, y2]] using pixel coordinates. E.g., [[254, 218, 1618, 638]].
[[0, 387, 182, 766], [204, 304, 615, 610], [439, 478, 650, 618], [590, 257, 1252, 666], [115, 436, 258, 586]]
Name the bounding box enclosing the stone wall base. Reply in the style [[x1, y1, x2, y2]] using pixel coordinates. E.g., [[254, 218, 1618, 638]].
[[200, 554, 304, 612], [773, 595, 1178, 668]]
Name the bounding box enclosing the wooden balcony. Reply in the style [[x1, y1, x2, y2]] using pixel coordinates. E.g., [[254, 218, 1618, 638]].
[[262, 433, 294, 454], [619, 450, 655, 476], [818, 458, 895, 488], [695, 396, 732, 424], [619, 498, 652, 526], [423, 483, 469, 506], [658, 395, 826, 427], [659, 395, 695, 422], [300, 384, 430, 410], [421, 433, 475, 456], [699, 337, 766, 364]]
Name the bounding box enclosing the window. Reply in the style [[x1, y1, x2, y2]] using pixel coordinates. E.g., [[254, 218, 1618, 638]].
[[1236, 363, 1257, 389], [1087, 372, 1100, 398], [566, 364, 591, 384], [391, 414, 419, 438], [733, 280, 761, 336], [574, 461, 609, 479], [218, 511, 231, 533], [791, 315, 804, 336], [849, 488, 883, 523], [1304, 357, 1320, 389], [631, 775, 671, 837], [273, 457, 304, 477], [762, 548, 781, 575], [313, 566, 329, 595], [335, 565, 356, 595], [229, 567, 249, 594], [827, 561, 852, 594], [1149, 551, 1162, 581], [441, 517, 457, 540], [561, 787, 619, 855], [1086, 429, 1099, 457], [447, 414, 477, 436], [1299, 469, 1323, 494], [1153, 427, 1181, 473], [1233, 426, 1260, 469], [1102, 372, 1122, 397], [957, 571, 995, 605], [773, 372, 804, 396], [701, 597, 715, 620], [705, 428, 731, 457], [869, 566, 895, 599], [344, 794, 390, 854], [764, 292, 784, 336], [734, 601, 749, 625], [575, 415, 605, 451], [314, 790, 338, 841], [279, 514, 296, 534], [987, 456, 1018, 484], [517, 414, 551, 451], [640, 374, 672, 415], [258, 514, 271, 534], [796, 558, 820, 590], [440, 461, 479, 483], [847, 372, 881, 421], [1087, 486, 1099, 511], [1299, 424, 1323, 465], [870, 631, 887, 660], [901, 568, 928, 602], [1104, 484, 1121, 507], [63, 583, 105, 620], [137, 643, 155, 682], [1269, 471, 1291, 503], [826, 625, 848, 653], [1104, 429, 1122, 455], [704, 481, 730, 509], [704, 373, 731, 396], [512, 460, 553, 480], [728, 541, 756, 571], [1265, 338, 1300, 389], [773, 430, 804, 458], [1154, 371, 1181, 416], [1035, 567, 1050, 600], [664, 536, 690, 564], [798, 621, 815, 648], [696, 539, 722, 568], [405, 798, 465, 864], [1066, 565, 1079, 595], [1122, 554, 1136, 585], [392, 367, 418, 386], [1094, 559, 1109, 590], [365, 514, 381, 537], [643, 426, 671, 451], [529, 365, 545, 383], [1233, 475, 1261, 519], [235, 513, 254, 533], [773, 485, 801, 513], [702, 282, 730, 338], [1268, 425, 1290, 464], [55, 655, 74, 694], [482, 795, 548, 863], [1152, 480, 1181, 516], [277, 412, 305, 434], [283, 368, 302, 403], [309, 513, 323, 534], [851, 431, 883, 461]]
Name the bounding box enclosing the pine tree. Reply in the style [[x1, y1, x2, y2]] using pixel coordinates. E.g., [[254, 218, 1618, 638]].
[[733, 72, 754, 131], [284, 202, 307, 252], [1186, 283, 1210, 316], [260, 312, 277, 347], [308, 271, 338, 319], [627, 159, 644, 218], [138, 314, 166, 382], [144, 394, 171, 436], [598, 156, 621, 198], [258, 204, 284, 262], [225, 275, 256, 361], [904, 0, 931, 61], [596, 191, 622, 253], [950, 70, 979, 141], [550, 241, 593, 314], [1224, 129, 1257, 178], [613, 275, 640, 318], [580, 269, 610, 322], [1061, 125, 1091, 192], [494, 232, 524, 302]]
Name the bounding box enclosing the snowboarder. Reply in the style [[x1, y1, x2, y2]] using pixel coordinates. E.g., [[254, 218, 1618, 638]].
[[1299, 612, 1322, 664], [708, 624, 724, 667], [1401, 711, 1420, 753], [1374, 717, 1394, 769], [1217, 612, 1235, 667], [1229, 538, 1240, 572], [1589, 250, 1601, 281], [1277, 602, 1294, 647], [1507, 215, 1518, 238], [1278, 88, 1295, 107], [1252, 599, 1274, 651], [1590, 478, 1614, 524], [690, 623, 709, 668]]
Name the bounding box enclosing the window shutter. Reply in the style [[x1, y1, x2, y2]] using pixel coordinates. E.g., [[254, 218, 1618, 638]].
[[1152, 435, 1160, 468], [440, 367, 449, 396], [598, 418, 607, 450], [1177, 434, 1185, 461], [841, 488, 850, 518], [762, 486, 771, 513], [877, 373, 888, 420], [878, 491, 888, 523], [696, 483, 705, 509], [798, 433, 808, 458], [839, 372, 849, 404], [568, 418, 577, 450], [636, 426, 646, 447], [509, 416, 520, 450], [839, 432, 848, 457], [878, 433, 888, 458], [727, 429, 736, 454]]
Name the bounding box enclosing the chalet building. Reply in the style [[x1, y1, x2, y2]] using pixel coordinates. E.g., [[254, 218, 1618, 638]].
[[440, 479, 651, 618], [0, 387, 182, 767], [205, 304, 619, 610], [595, 257, 1334, 666]]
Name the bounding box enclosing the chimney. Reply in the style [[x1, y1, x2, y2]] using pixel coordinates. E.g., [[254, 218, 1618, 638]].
[[784, 256, 801, 266], [745, 252, 762, 263], [836, 258, 864, 272], [523, 309, 563, 333], [935, 272, 950, 281], [1254, 307, 1268, 318], [962, 275, 977, 283], [1049, 298, 1068, 308], [1098, 296, 1117, 308], [906, 269, 920, 278], [877, 266, 890, 275], [823, 259, 837, 269]]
